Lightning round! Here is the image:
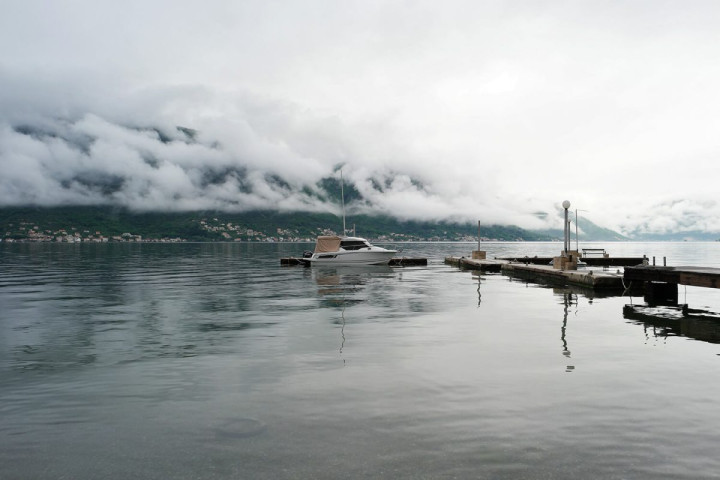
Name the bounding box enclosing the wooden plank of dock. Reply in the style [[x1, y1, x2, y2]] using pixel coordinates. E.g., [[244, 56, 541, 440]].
[[502, 263, 624, 289], [625, 266, 720, 289], [499, 256, 646, 267], [445, 256, 625, 289], [280, 257, 307, 266], [388, 257, 427, 266], [444, 257, 507, 272], [280, 257, 427, 266], [582, 257, 646, 267]]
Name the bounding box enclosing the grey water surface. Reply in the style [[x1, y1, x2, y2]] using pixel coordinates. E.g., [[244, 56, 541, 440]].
[[2, 241, 720, 479]]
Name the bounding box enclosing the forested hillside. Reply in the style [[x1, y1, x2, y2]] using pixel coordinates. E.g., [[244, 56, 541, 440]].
[[0, 207, 556, 242]]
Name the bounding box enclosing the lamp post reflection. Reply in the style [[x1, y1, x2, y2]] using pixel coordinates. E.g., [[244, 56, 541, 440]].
[[561, 290, 576, 372]]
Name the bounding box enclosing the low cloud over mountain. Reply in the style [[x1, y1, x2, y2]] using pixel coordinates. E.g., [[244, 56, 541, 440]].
[[3, 95, 720, 240], [0, 90, 555, 230]]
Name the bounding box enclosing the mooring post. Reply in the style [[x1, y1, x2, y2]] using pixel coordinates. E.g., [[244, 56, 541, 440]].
[[663, 257, 666, 266], [472, 220, 486, 260], [653, 256, 656, 266]]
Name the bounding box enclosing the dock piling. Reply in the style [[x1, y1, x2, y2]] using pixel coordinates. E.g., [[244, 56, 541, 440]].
[[644, 281, 679, 306]]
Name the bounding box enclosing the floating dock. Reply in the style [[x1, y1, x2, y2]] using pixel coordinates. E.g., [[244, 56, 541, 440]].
[[624, 265, 720, 305], [280, 257, 428, 266], [625, 265, 720, 289], [388, 257, 428, 266], [499, 256, 646, 267], [280, 257, 306, 266], [445, 256, 627, 290], [444, 257, 506, 272]]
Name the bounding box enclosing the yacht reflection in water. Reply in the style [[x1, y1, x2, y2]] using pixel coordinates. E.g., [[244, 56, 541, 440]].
[[310, 265, 394, 310], [310, 265, 395, 365]]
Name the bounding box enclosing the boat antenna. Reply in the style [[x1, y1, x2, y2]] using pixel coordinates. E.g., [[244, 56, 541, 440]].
[[340, 169, 346, 235]]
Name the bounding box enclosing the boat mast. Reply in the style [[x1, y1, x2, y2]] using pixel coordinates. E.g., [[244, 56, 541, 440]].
[[340, 169, 346, 235]]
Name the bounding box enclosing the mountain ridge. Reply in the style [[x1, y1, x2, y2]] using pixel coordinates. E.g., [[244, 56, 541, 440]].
[[4, 206, 711, 242], [1, 206, 558, 242]]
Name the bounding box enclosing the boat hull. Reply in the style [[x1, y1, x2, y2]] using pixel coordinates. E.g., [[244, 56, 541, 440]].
[[308, 250, 396, 265]]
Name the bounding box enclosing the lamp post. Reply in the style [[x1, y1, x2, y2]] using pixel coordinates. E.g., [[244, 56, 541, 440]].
[[562, 200, 571, 255]]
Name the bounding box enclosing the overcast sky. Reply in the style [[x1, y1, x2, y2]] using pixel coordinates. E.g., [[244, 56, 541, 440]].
[[1, 0, 720, 235]]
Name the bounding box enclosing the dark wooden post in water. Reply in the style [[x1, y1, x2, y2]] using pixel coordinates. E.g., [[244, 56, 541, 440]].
[[644, 281, 679, 306]]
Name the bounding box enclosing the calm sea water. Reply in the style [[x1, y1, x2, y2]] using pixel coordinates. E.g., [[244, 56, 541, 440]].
[[2, 241, 720, 479]]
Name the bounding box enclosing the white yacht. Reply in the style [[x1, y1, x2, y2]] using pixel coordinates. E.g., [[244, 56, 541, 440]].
[[303, 235, 397, 265]]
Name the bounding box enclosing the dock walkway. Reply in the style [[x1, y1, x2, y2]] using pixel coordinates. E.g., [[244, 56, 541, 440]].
[[445, 256, 626, 290], [444, 257, 507, 272], [624, 265, 720, 289], [498, 256, 645, 267], [280, 257, 428, 266]]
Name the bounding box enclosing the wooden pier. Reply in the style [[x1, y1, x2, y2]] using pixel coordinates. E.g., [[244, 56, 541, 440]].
[[624, 265, 720, 289], [280, 257, 306, 266], [445, 256, 627, 290], [280, 257, 428, 266], [444, 257, 506, 272], [499, 256, 646, 267], [388, 257, 428, 266], [622, 265, 720, 307]]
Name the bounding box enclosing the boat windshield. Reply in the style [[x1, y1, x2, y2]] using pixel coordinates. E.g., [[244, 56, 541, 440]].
[[340, 240, 371, 251]]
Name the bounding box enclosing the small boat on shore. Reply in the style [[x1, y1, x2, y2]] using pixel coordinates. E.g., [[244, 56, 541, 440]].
[[303, 235, 397, 265]]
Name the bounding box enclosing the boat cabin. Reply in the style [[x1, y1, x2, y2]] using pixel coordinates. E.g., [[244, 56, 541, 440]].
[[313, 236, 372, 253], [340, 238, 372, 251]]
